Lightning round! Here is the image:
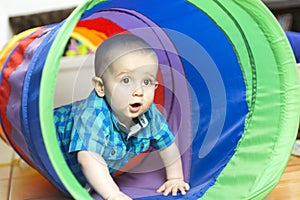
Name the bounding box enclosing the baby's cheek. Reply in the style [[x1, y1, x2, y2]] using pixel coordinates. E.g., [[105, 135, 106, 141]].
[[111, 88, 131, 105], [112, 85, 131, 98]]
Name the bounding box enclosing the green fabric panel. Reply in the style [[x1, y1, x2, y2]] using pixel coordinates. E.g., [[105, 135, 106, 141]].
[[39, 0, 106, 199], [187, 0, 300, 199], [235, 1, 300, 199]]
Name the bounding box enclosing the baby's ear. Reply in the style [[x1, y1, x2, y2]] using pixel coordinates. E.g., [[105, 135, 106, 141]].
[[155, 81, 159, 89], [92, 76, 105, 97]]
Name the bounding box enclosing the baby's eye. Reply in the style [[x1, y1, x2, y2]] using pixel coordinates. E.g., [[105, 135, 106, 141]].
[[143, 79, 153, 86], [121, 77, 131, 85]]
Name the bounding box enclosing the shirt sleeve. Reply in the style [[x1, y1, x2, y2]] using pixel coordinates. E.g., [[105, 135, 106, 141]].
[[69, 106, 109, 155], [149, 104, 175, 150], [54, 104, 73, 135]]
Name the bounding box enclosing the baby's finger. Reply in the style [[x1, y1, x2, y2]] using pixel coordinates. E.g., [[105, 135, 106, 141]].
[[179, 186, 187, 195], [156, 185, 165, 193], [172, 187, 178, 196], [163, 186, 172, 196], [184, 183, 190, 191]]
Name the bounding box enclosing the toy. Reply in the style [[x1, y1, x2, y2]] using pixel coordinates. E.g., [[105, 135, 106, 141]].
[[0, 0, 299, 199]]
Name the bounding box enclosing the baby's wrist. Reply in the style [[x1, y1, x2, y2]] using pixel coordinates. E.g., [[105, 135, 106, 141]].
[[106, 191, 130, 200], [105, 190, 121, 200], [167, 177, 184, 181]]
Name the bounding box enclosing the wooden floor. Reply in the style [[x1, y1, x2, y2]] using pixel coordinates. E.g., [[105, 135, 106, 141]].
[[1, 137, 300, 199], [265, 155, 300, 200]]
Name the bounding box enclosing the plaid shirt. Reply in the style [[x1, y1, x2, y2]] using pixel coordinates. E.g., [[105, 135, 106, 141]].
[[54, 91, 175, 185]]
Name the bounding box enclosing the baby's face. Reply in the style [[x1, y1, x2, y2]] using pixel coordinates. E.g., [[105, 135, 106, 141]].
[[102, 51, 158, 127]]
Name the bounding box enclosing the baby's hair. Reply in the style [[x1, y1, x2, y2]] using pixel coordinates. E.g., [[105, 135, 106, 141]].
[[94, 33, 157, 77]]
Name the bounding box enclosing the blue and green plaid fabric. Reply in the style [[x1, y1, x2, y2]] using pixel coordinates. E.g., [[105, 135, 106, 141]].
[[54, 91, 175, 186]]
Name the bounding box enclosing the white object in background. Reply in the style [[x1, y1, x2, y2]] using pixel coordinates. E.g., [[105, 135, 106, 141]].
[[292, 140, 300, 156], [54, 55, 95, 108]]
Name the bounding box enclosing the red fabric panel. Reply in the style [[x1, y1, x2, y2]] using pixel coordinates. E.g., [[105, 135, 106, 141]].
[[77, 18, 126, 37], [0, 28, 44, 165]]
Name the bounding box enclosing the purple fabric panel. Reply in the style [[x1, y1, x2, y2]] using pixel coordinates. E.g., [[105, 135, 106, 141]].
[[6, 30, 49, 160], [83, 9, 192, 198], [92, 169, 165, 200]]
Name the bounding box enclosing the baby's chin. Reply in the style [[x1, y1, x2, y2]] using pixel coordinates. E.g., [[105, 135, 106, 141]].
[[127, 109, 147, 119], [127, 111, 143, 119]]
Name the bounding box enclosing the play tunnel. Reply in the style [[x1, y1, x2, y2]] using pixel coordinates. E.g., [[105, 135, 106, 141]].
[[1, 0, 300, 199]]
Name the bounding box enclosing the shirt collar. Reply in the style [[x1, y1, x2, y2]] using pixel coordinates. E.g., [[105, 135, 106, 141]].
[[111, 112, 149, 140]]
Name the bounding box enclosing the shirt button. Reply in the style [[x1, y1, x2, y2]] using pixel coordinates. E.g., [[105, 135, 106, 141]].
[[111, 149, 115, 155]]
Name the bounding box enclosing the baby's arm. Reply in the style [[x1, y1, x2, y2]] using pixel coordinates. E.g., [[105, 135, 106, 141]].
[[77, 151, 131, 200], [157, 142, 190, 196]]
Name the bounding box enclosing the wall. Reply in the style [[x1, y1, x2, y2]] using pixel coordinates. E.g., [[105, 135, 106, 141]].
[[0, 0, 93, 107], [55, 55, 95, 108], [0, 5, 11, 48], [0, 0, 87, 48]]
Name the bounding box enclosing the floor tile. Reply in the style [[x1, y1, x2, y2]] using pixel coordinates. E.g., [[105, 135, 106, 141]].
[[0, 165, 11, 180], [0, 139, 14, 181], [0, 139, 14, 164], [11, 159, 36, 179], [0, 139, 71, 199], [0, 179, 9, 199], [9, 159, 70, 200]]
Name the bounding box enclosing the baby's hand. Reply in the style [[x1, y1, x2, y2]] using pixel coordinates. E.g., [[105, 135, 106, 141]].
[[156, 179, 190, 196]]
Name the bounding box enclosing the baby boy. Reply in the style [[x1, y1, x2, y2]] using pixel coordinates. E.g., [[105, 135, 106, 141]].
[[54, 33, 189, 200]]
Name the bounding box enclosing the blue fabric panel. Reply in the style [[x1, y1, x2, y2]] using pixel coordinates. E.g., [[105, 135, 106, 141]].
[[286, 31, 300, 63], [82, 0, 248, 199], [21, 23, 70, 196]]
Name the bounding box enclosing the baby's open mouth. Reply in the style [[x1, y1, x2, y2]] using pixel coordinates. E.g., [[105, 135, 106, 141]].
[[129, 103, 142, 113]]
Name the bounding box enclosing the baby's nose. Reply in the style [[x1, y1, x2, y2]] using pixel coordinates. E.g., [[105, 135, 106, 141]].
[[132, 86, 143, 97]]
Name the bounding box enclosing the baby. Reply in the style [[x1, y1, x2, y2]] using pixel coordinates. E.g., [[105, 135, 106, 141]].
[[54, 33, 189, 200]]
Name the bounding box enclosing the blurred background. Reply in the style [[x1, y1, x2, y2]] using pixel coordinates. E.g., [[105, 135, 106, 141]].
[[0, 0, 86, 48]]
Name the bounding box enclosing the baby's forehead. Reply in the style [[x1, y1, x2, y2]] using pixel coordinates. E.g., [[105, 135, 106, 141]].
[[95, 34, 158, 77], [114, 46, 157, 58], [108, 50, 158, 74]]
